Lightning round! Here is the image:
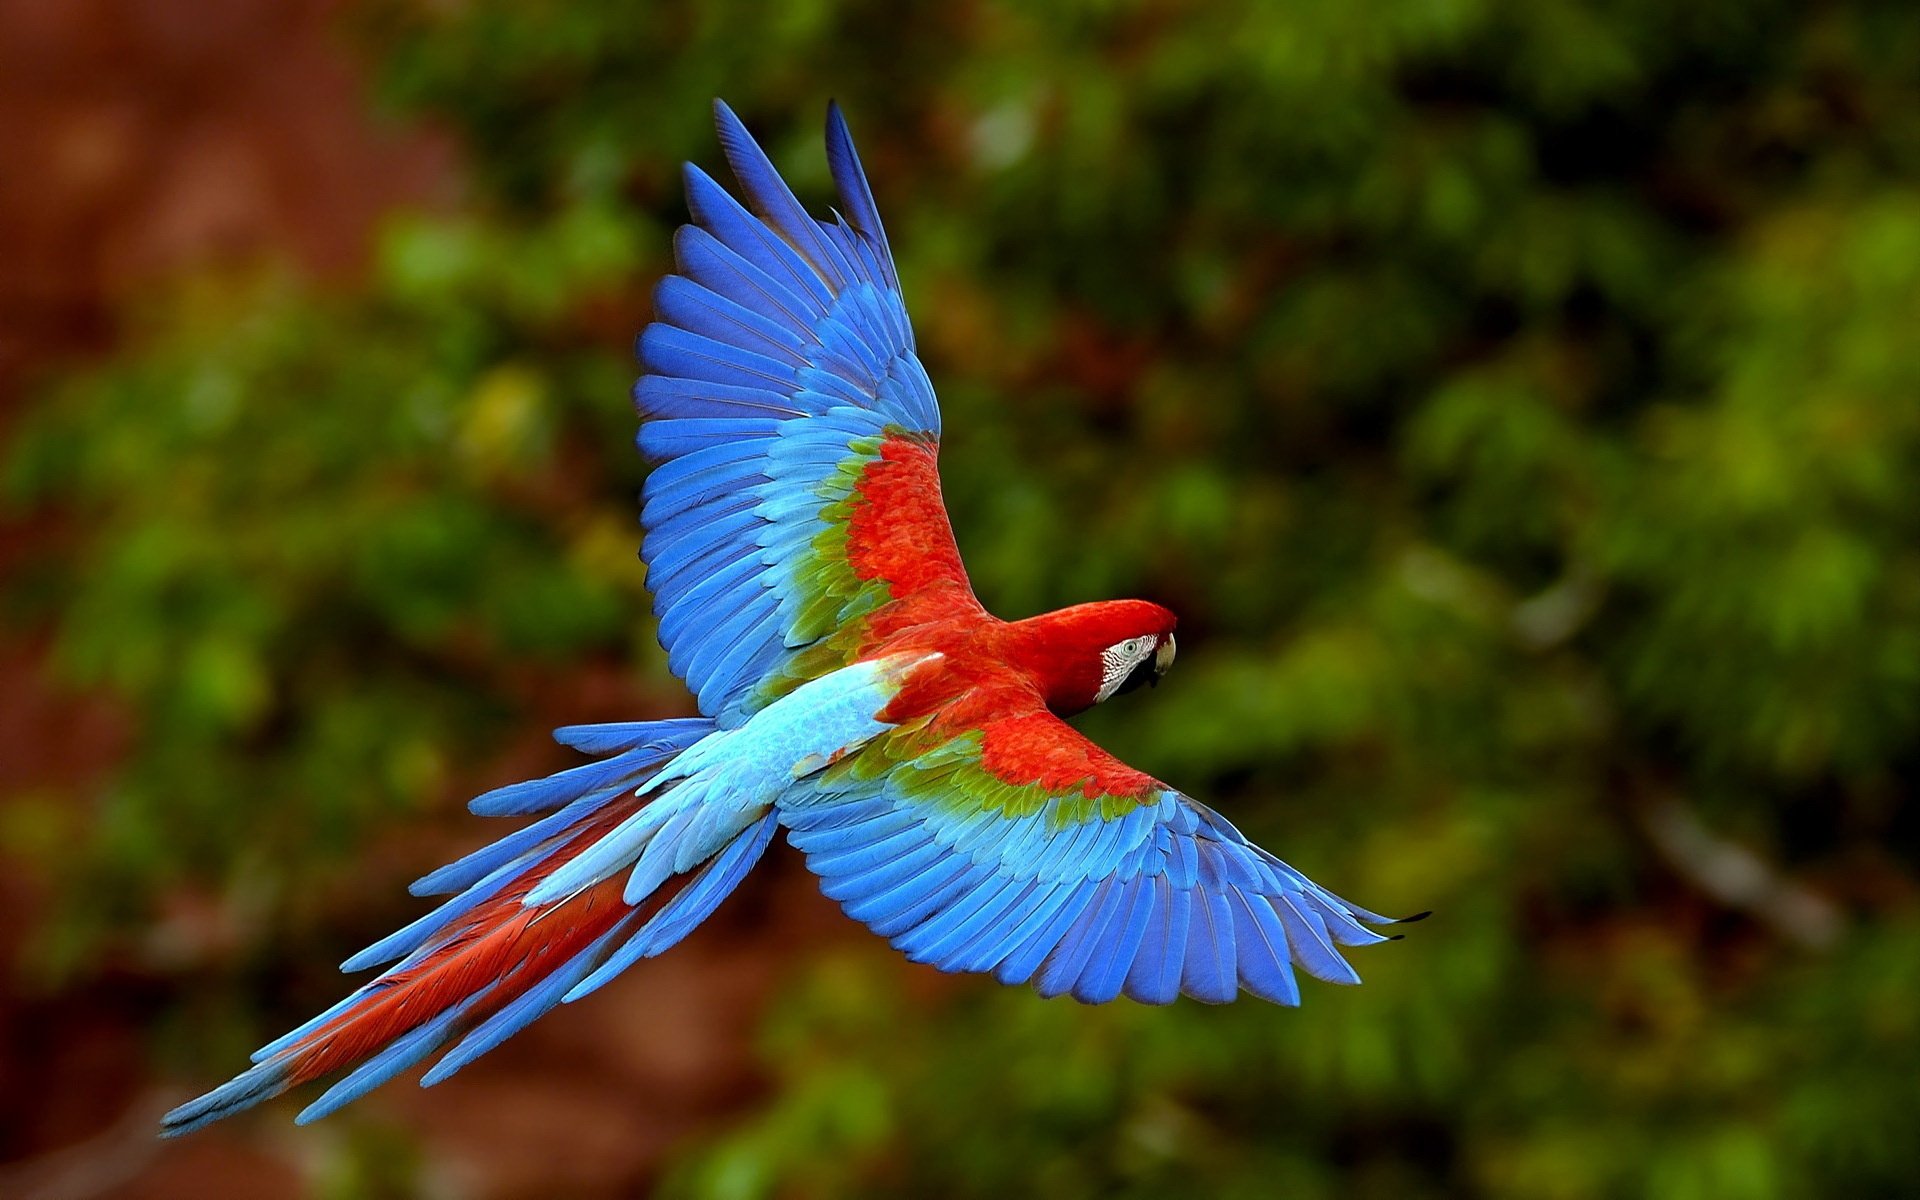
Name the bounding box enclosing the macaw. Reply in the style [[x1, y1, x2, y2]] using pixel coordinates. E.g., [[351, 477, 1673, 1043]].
[[162, 101, 1420, 1137]]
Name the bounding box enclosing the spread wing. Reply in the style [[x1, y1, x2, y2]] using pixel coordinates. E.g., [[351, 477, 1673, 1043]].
[[777, 701, 1413, 1005], [636, 102, 979, 727]]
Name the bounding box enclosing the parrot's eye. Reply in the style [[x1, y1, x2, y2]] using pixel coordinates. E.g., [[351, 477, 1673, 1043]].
[[1095, 634, 1167, 703]]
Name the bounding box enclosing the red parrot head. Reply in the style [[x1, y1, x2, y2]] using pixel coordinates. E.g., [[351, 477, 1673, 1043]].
[[1009, 599, 1179, 715]]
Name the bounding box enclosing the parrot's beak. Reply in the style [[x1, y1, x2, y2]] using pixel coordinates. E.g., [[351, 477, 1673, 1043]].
[[1152, 633, 1177, 683]]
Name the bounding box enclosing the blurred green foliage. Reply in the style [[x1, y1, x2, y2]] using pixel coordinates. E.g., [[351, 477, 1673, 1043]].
[[6, 0, 1920, 1195]]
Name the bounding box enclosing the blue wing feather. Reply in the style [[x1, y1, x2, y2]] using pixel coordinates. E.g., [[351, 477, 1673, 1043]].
[[777, 710, 1405, 1006], [633, 374, 801, 421], [1129, 883, 1193, 1005], [1275, 898, 1364, 985], [1228, 893, 1302, 1006], [1033, 878, 1125, 999], [995, 878, 1100, 986], [683, 163, 837, 308], [1181, 888, 1238, 1004], [673, 226, 820, 334], [636, 104, 964, 726], [653, 275, 809, 364], [824, 101, 898, 290], [842, 853, 977, 935], [898, 872, 1025, 963], [639, 324, 795, 391], [1073, 878, 1155, 1004], [951, 878, 1060, 973], [712, 101, 858, 289]]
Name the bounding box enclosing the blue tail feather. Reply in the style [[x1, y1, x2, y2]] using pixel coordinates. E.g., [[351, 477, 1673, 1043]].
[[422, 922, 634, 1086], [294, 989, 495, 1126], [160, 1060, 294, 1138], [165, 713, 787, 1133], [565, 810, 779, 1002], [552, 717, 712, 756]]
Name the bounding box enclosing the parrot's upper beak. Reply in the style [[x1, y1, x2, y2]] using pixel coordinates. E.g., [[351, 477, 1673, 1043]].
[[1152, 633, 1177, 684]]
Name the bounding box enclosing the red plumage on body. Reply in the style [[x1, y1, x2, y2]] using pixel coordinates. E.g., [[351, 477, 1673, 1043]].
[[832, 428, 1178, 799], [867, 601, 1177, 796]]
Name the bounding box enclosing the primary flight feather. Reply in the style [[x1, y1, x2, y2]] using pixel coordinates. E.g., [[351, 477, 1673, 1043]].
[[162, 100, 1420, 1137]]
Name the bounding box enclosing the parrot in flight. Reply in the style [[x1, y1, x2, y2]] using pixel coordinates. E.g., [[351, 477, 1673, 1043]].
[[162, 100, 1420, 1137]]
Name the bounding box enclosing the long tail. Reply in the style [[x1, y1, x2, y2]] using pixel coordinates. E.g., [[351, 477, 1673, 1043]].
[[162, 717, 775, 1136]]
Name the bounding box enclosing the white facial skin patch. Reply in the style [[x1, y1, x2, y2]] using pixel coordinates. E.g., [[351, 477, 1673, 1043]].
[[1096, 635, 1158, 703]]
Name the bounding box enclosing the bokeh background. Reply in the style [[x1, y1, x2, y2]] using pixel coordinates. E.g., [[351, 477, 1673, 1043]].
[[3, 1, 1918, 1196]]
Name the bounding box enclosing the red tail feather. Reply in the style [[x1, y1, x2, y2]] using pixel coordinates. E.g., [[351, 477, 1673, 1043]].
[[278, 804, 645, 1089]]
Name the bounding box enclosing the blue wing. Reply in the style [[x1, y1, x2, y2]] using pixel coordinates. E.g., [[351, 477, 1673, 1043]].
[[775, 712, 1415, 1005], [636, 101, 976, 728]]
